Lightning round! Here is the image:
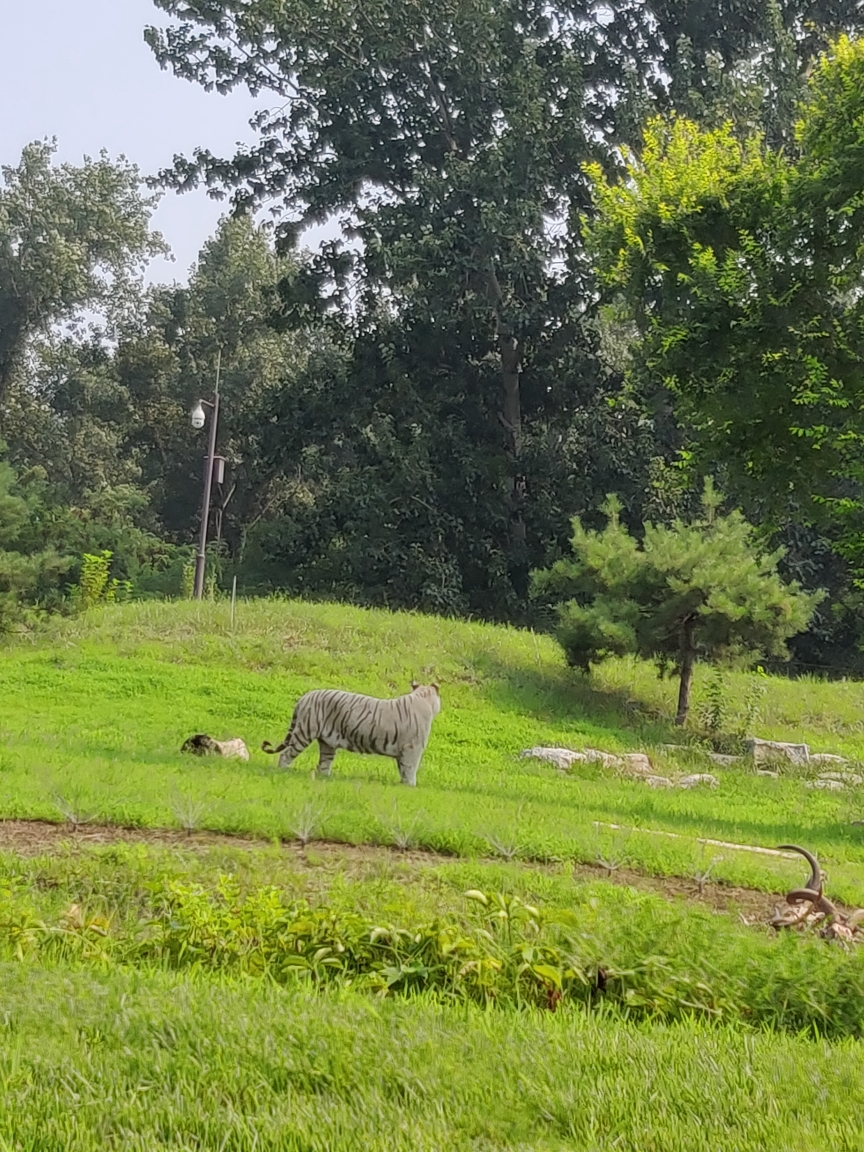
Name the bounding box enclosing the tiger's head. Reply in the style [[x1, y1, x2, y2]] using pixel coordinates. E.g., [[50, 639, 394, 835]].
[[410, 681, 442, 716]]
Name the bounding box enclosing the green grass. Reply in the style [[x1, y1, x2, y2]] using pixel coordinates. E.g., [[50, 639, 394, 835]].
[[4, 839, 864, 1036], [2, 959, 864, 1151], [1, 598, 864, 898], [5, 599, 864, 1147]]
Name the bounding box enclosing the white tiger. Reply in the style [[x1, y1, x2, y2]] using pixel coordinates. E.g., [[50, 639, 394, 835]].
[[261, 682, 441, 786]]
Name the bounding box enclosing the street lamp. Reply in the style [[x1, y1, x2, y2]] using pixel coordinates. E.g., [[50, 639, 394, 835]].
[[190, 350, 222, 600]]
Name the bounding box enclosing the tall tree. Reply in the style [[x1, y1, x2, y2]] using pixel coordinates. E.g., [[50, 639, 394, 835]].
[[0, 141, 166, 411], [145, 1, 864, 605], [585, 37, 864, 544], [1, 216, 311, 592], [0, 456, 75, 631], [121, 215, 311, 558], [146, 0, 662, 596], [625, 0, 864, 145]]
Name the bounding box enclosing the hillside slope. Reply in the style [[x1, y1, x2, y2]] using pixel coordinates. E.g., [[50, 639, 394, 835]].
[[1, 598, 863, 897]]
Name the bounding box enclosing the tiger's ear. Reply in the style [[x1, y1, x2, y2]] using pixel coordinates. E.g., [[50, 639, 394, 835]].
[[431, 682, 440, 692], [411, 680, 420, 691]]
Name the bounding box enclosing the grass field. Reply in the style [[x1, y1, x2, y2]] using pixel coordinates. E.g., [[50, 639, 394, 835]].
[[4, 960, 864, 1152], [2, 598, 864, 896], [3, 598, 864, 1149]]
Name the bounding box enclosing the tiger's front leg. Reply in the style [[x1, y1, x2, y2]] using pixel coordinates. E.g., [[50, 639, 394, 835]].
[[396, 749, 421, 786], [316, 740, 337, 777]]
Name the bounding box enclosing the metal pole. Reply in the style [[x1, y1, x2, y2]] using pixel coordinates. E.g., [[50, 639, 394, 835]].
[[193, 350, 221, 600]]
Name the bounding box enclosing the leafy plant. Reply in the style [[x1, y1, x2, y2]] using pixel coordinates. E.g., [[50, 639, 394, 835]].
[[288, 802, 326, 849], [181, 561, 195, 600], [698, 667, 727, 737], [376, 803, 423, 852], [692, 853, 724, 896], [76, 550, 131, 609], [50, 787, 98, 833], [737, 670, 768, 738]]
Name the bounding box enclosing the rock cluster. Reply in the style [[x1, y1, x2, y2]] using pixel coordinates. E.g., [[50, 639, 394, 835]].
[[520, 747, 718, 789], [521, 738, 863, 792], [745, 738, 861, 789]]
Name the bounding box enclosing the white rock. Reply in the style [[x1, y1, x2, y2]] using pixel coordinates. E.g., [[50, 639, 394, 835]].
[[818, 771, 863, 786], [810, 753, 848, 766], [805, 778, 845, 791], [745, 738, 810, 767], [678, 773, 720, 789], [520, 746, 625, 771], [520, 747, 586, 770], [756, 769, 780, 778], [661, 744, 689, 752], [619, 752, 654, 776], [708, 753, 742, 767], [643, 775, 674, 788], [583, 748, 625, 769]]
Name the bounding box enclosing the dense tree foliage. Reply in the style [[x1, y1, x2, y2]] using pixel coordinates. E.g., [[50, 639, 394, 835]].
[[5, 7, 864, 660], [585, 37, 864, 557], [141, 0, 864, 616], [0, 458, 73, 630], [147, 0, 647, 601], [0, 141, 165, 410]]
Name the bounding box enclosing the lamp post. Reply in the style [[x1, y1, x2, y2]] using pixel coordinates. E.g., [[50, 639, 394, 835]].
[[190, 350, 222, 600]]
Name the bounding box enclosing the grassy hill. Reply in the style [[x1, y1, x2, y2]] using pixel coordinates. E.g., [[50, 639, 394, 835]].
[[2, 598, 864, 1149], [2, 597, 864, 896]]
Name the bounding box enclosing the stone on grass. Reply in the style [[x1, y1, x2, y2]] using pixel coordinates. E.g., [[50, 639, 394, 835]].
[[819, 771, 863, 786], [709, 753, 742, 767], [520, 747, 624, 771], [745, 738, 810, 768], [810, 753, 848, 766], [619, 752, 654, 776], [181, 734, 250, 761], [805, 778, 845, 791], [644, 775, 674, 788], [521, 746, 659, 776], [678, 773, 720, 789], [583, 748, 625, 769], [520, 747, 588, 770], [756, 769, 780, 778]]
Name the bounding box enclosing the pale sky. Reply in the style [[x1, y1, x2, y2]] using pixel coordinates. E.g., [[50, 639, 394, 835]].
[[1, 0, 289, 283]]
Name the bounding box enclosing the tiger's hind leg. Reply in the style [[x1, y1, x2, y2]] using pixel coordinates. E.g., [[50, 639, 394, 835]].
[[315, 740, 337, 777], [278, 731, 311, 770]]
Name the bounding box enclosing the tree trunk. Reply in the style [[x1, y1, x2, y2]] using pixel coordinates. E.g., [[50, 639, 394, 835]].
[[675, 619, 696, 726], [483, 261, 528, 600], [0, 303, 27, 415], [497, 318, 527, 598]]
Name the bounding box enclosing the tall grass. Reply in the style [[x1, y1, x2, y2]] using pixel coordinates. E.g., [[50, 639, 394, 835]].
[[2, 840, 864, 1036], [1, 960, 863, 1151]]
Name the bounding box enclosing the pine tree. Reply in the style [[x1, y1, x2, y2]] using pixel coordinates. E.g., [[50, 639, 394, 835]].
[[532, 484, 821, 724]]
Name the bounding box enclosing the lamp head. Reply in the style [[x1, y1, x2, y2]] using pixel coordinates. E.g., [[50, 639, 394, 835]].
[[191, 401, 206, 430]]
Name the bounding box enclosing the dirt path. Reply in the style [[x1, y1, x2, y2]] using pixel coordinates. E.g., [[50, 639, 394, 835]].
[[0, 817, 790, 922]]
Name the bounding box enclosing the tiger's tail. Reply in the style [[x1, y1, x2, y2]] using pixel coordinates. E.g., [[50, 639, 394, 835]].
[[261, 739, 288, 754], [262, 709, 303, 756]]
